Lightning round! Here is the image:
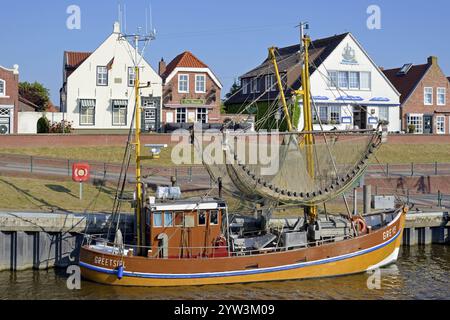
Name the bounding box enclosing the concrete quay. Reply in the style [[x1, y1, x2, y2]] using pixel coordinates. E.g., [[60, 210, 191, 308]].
[[0, 210, 448, 272]]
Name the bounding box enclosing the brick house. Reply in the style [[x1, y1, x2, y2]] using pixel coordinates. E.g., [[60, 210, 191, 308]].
[[159, 51, 222, 130], [383, 56, 450, 134], [0, 64, 19, 134]]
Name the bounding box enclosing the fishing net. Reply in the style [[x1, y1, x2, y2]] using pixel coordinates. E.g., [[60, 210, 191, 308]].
[[194, 129, 382, 206]]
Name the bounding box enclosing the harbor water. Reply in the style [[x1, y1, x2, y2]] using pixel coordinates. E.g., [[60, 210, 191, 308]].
[[0, 245, 448, 300]]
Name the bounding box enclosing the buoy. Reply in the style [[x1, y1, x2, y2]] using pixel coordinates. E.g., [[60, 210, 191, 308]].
[[117, 265, 124, 280]]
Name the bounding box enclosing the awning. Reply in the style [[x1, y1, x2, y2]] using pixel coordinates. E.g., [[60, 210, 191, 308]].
[[112, 100, 128, 107], [164, 104, 215, 109], [79, 99, 96, 108]]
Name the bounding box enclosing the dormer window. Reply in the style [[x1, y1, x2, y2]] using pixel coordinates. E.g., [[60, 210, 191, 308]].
[[178, 74, 189, 93], [195, 75, 206, 93], [0, 79, 5, 96]]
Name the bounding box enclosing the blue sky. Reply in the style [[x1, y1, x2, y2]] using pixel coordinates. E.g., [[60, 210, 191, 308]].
[[0, 0, 449, 103]]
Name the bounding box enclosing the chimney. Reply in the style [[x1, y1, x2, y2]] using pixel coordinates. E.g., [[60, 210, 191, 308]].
[[113, 21, 121, 34], [379, 66, 384, 71], [159, 58, 166, 76], [428, 56, 438, 66]]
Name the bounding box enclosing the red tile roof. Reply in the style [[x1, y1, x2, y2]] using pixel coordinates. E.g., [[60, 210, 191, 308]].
[[383, 64, 430, 104], [162, 51, 208, 79], [65, 51, 92, 70]]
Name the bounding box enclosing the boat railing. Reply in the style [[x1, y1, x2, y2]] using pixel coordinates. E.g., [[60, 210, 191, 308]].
[[81, 233, 354, 259]]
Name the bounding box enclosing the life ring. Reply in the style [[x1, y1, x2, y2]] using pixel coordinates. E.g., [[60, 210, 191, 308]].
[[353, 217, 368, 234]]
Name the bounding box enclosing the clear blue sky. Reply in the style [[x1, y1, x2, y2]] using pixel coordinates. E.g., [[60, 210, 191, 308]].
[[1, 0, 448, 103]]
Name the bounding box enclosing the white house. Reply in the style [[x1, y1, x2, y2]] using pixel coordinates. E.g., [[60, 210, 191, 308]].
[[60, 22, 163, 132], [228, 32, 401, 132], [307, 33, 401, 132]]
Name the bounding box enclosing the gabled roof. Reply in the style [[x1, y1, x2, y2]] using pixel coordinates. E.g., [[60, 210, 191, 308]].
[[64, 51, 92, 76], [383, 64, 430, 104], [241, 33, 349, 79], [161, 51, 209, 79]]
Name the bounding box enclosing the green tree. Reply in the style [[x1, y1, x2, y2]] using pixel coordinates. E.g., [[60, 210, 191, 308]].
[[37, 116, 50, 134], [19, 82, 50, 111], [225, 81, 241, 100]]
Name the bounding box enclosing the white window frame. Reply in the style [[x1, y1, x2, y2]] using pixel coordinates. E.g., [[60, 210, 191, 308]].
[[407, 114, 424, 134], [436, 116, 445, 134], [112, 103, 127, 126], [242, 78, 249, 94], [250, 77, 258, 93], [349, 72, 360, 90], [96, 66, 108, 86], [437, 87, 446, 106], [178, 74, 189, 93], [195, 74, 206, 93], [378, 106, 389, 123], [0, 79, 5, 96], [424, 87, 433, 105], [328, 71, 338, 88], [359, 72, 371, 90], [80, 103, 95, 126], [128, 67, 136, 87], [197, 108, 208, 124], [338, 71, 349, 89]]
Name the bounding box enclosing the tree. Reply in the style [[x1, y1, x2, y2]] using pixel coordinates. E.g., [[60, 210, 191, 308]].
[[19, 82, 50, 111], [225, 80, 241, 100], [37, 116, 50, 134]]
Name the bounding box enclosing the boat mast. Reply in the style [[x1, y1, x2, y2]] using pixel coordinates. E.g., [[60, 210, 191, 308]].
[[270, 22, 317, 223]]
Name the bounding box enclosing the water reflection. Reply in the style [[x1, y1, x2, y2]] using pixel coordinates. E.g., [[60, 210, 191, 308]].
[[1, 246, 448, 300]]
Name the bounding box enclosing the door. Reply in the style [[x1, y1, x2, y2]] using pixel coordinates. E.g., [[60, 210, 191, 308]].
[[353, 106, 367, 130], [423, 115, 433, 134]]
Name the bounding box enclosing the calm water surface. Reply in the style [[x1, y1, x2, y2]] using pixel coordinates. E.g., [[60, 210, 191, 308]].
[[1, 246, 449, 300]]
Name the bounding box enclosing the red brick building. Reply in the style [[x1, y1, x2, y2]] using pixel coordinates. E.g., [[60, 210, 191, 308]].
[[0, 65, 19, 134], [383, 56, 450, 134], [159, 51, 222, 130]]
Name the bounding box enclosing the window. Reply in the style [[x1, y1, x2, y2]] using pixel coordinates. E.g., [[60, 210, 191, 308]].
[[79, 99, 95, 126], [112, 100, 127, 126], [176, 108, 187, 123], [319, 106, 328, 122], [0, 79, 5, 96], [436, 116, 445, 134], [164, 212, 173, 227], [174, 212, 184, 227], [242, 78, 249, 94], [265, 74, 276, 91], [379, 107, 389, 123], [128, 67, 136, 87], [407, 114, 423, 134], [338, 71, 349, 89], [360, 72, 371, 90], [96, 66, 108, 86], [198, 211, 207, 226], [349, 72, 360, 89], [153, 212, 163, 227], [330, 106, 341, 123], [210, 210, 219, 225], [195, 75, 206, 93], [145, 108, 156, 121], [328, 71, 338, 88], [250, 77, 258, 93], [178, 74, 189, 93], [197, 108, 208, 124], [437, 88, 446, 106], [424, 87, 433, 105]]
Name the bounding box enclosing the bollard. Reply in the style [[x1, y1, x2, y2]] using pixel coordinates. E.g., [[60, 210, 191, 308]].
[[68, 159, 71, 176], [386, 163, 389, 177], [30, 156, 33, 173], [411, 162, 414, 176], [435, 162, 438, 175]]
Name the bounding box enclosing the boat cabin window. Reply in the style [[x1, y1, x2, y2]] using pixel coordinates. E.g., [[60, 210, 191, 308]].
[[198, 210, 207, 226], [153, 212, 163, 228], [210, 210, 219, 225], [174, 212, 184, 227], [164, 212, 173, 227]]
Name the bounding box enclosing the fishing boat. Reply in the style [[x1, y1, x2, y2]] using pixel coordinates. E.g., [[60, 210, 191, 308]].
[[79, 26, 406, 287]]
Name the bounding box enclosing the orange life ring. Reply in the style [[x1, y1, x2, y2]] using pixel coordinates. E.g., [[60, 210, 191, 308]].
[[353, 217, 368, 234]]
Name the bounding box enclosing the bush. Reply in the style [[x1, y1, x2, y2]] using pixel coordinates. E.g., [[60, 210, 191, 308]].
[[37, 116, 50, 134], [49, 120, 73, 134], [408, 124, 416, 134]]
